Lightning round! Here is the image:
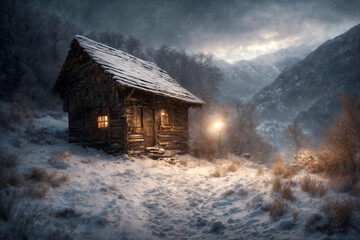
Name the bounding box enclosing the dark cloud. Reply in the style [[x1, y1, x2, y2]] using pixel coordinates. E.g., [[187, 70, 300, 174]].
[[33, 0, 360, 62]]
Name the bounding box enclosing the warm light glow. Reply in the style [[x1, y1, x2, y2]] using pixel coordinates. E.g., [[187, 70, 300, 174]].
[[98, 115, 108, 128], [161, 112, 165, 116], [214, 121, 223, 131]]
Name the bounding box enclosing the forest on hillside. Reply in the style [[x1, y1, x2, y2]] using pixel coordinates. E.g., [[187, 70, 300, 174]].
[[0, 0, 222, 110]]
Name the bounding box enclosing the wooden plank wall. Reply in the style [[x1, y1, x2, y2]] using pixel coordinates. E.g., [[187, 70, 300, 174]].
[[59, 42, 128, 153], [125, 90, 190, 154], [57, 41, 193, 155]]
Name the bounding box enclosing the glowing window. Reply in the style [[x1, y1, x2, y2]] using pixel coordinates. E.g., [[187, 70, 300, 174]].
[[161, 110, 170, 126], [97, 115, 108, 128]]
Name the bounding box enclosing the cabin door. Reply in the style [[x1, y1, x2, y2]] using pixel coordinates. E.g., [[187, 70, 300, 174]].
[[143, 108, 155, 147]]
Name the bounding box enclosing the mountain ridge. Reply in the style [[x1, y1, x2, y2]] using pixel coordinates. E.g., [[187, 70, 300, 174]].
[[250, 23, 360, 145]]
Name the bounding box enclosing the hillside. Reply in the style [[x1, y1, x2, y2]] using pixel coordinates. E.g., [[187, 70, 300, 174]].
[[214, 45, 314, 103], [1, 111, 359, 239], [250, 24, 360, 144]]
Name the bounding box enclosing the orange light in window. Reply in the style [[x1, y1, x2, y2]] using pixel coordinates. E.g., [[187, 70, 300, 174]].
[[98, 115, 108, 128]]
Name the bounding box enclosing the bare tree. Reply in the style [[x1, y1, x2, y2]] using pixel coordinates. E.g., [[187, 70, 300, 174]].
[[125, 35, 142, 57], [227, 104, 273, 162], [284, 120, 311, 152]]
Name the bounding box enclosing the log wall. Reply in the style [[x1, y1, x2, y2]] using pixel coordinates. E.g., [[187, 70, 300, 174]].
[[125, 90, 189, 154], [56, 40, 192, 155]]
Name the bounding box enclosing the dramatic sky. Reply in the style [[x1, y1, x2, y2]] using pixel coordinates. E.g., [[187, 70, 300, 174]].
[[34, 0, 360, 62]]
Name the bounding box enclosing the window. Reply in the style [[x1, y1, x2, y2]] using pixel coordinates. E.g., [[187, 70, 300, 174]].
[[98, 115, 108, 128], [161, 110, 170, 126]]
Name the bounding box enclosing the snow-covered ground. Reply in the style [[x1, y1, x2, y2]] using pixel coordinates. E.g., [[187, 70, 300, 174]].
[[1, 113, 359, 240]]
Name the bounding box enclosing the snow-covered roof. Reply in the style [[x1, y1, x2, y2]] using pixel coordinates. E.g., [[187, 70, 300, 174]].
[[74, 35, 204, 105]]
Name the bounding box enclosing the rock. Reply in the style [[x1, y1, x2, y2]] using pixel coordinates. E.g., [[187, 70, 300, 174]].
[[210, 221, 225, 233], [223, 189, 235, 197]]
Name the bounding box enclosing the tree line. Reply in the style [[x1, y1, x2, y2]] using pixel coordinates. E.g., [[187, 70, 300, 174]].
[[0, 0, 222, 110]]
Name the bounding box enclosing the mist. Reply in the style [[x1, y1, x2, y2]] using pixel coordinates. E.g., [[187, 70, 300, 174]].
[[33, 0, 360, 62]]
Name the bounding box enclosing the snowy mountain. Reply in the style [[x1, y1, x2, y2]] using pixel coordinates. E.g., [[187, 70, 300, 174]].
[[214, 45, 314, 103], [251, 24, 360, 144], [252, 45, 315, 72]]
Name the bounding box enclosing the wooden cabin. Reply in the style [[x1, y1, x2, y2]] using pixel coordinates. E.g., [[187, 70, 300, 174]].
[[53, 35, 204, 155]]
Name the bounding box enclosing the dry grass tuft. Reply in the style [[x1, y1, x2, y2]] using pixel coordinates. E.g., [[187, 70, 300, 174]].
[[301, 175, 327, 196], [323, 197, 356, 232], [178, 158, 188, 167], [12, 201, 48, 238], [28, 167, 69, 188], [0, 190, 21, 221], [0, 169, 25, 190], [55, 208, 80, 218], [257, 167, 265, 176], [29, 168, 54, 182], [269, 197, 285, 217], [211, 166, 222, 178], [292, 207, 298, 223], [271, 153, 293, 178], [50, 175, 70, 188], [272, 176, 282, 192], [0, 152, 20, 168], [27, 183, 50, 198], [280, 182, 295, 201], [227, 162, 238, 173]]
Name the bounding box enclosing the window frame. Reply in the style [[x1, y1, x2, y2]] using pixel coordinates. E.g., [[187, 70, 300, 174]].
[[97, 115, 109, 129], [160, 109, 170, 126]]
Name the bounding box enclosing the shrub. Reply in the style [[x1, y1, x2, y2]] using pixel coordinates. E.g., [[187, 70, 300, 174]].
[[323, 197, 355, 232], [318, 94, 360, 191], [301, 175, 327, 196], [269, 197, 285, 217], [189, 102, 273, 161], [272, 176, 282, 193]]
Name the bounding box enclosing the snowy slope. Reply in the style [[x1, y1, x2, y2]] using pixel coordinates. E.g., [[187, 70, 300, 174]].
[[1, 112, 360, 239], [214, 45, 314, 103], [250, 24, 360, 145]]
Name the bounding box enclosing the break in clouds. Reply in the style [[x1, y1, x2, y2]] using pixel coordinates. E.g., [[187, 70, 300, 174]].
[[34, 0, 360, 62]]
